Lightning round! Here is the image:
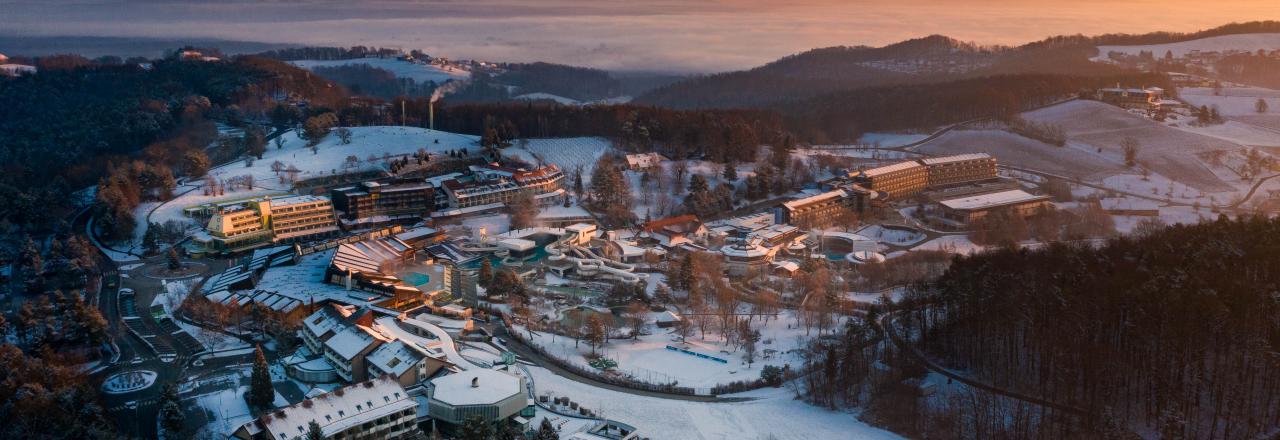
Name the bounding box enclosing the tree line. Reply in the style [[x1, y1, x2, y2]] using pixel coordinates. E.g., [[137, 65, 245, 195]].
[[898, 215, 1280, 439]]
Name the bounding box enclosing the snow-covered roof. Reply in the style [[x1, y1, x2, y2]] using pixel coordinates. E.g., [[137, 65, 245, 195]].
[[366, 340, 425, 378], [918, 153, 992, 165], [331, 237, 411, 275], [429, 369, 522, 407], [860, 161, 924, 178], [938, 189, 1051, 211], [324, 326, 383, 361], [782, 190, 846, 211], [497, 238, 537, 252], [394, 226, 441, 244], [536, 205, 592, 219], [252, 376, 414, 440]]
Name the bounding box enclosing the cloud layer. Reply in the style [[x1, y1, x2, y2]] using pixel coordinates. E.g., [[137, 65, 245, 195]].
[[2, 0, 1277, 72]]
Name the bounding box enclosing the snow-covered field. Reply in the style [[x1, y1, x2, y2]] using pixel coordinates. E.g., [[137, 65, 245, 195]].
[[1022, 100, 1244, 192], [915, 128, 1127, 181], [858, 132, 929, 148], [290, 58, 469, 84], [506, 137, 615, 181], [1181, 86, 1280, 117], [519, 309, 816, 389], [1094, 33, 1280, 60], [1167, 119, 1280, 147], [523, 364, 902, 440]]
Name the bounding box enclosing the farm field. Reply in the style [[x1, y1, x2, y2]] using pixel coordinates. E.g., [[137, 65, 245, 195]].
[[1022, 100, 1242, 192]]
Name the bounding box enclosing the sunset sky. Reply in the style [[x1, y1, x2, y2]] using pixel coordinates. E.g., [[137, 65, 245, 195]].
[[3, 0, 1279, 71]]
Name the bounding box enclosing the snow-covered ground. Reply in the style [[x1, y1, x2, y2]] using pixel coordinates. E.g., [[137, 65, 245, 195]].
[[513, 92, 581, 105], [506, 137, 614, 181], [135, 126, 480, 248], [192, 385, 253, 437], [290, 58, 469, 84], [856, 225, 926, 247], [1180, 86, 1280, 117], [907, 235, 984, 256], [523, 365, 903, 440], [1166, 119, 1280, 147], [1094, 33, 1280, 61], [518, 309, 820, 389], [857, 132, 929, 148]]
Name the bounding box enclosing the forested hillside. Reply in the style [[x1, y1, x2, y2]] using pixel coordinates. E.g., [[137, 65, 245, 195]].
[[634, 34, 1121, 110], [900, 216, 1280, 439], [0, 54, 344, 231], [779, 72, 1171, 142]]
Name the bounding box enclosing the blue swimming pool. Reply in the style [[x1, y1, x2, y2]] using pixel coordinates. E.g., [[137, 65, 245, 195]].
[[403, 272, 431, 286]]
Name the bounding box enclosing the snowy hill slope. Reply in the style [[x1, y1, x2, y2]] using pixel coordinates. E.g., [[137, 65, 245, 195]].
[[1094, 33, 1280, 60]]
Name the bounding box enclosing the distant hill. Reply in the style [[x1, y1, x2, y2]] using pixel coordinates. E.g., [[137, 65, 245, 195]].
[[634, 35, 1117, 109], [634, 21, 1280, 110]]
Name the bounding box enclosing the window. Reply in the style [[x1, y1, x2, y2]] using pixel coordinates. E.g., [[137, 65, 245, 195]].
[[325, 415, 332, 422], [338, 411, 345, 417], [356, 404, 362, 411]]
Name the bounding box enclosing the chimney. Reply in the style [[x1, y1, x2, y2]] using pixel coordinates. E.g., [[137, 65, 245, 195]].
[[471, 377, 478, 388], [429, 101, 435, 131]]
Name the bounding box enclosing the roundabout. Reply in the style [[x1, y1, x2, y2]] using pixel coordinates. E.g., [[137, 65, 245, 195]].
[[101, 370, 157, 395], [140, 260, 209, 280]]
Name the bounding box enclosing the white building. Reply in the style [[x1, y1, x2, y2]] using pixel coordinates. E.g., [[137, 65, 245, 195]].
[[426, 369, 528, 428], [233, 376, 418, 440]]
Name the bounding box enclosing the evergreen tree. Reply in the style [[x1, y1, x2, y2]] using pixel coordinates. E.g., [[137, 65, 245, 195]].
[[306, 420, 324, 440], [458, 415, 492, 440], [687, 174, 709, 195], [677, 253, 696, 291], [723, 160, 738, 181], [142, 224, 159, 255], [158, 383, 185, 435], [249, 345, 275, 409], [535, 418, 560, 440]]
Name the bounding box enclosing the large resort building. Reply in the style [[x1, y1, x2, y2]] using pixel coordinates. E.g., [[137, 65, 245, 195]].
[[197, 195, 339, 254], [852, 161, 929, 199], [919, 153, 998, 188], [776, 190, 852, 228], [440, 164, 565, 210], [331, 179, 435, 229]]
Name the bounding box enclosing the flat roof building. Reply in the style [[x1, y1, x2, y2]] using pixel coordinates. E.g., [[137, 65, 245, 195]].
[[937, 189, 1053, 224], [427, 369, 528, 429]]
